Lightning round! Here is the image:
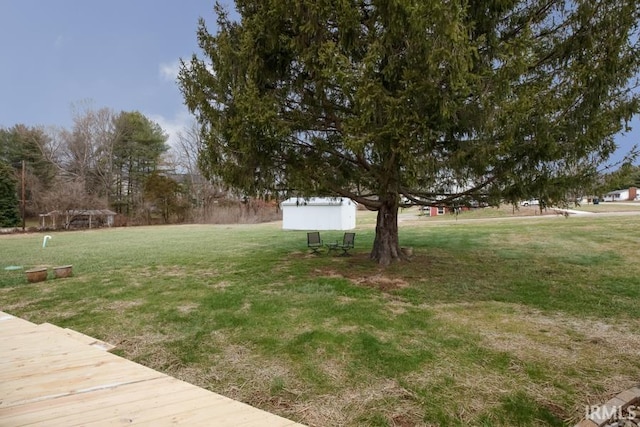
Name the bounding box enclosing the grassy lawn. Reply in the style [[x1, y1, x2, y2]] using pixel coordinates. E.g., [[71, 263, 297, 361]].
[[400, 205, 552, 222], [1, 215, 639, 426], [399, 202, 640, 221], [571, 202, 640, 213]]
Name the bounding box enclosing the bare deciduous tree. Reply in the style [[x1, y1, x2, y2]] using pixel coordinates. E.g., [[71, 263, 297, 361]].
[[172, 121, 226, 222], [39, 103, 121, 207]]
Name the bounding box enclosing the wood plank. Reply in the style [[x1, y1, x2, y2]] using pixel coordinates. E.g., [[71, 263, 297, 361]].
[[0, 332, 116, 368], [2, 358, 164, 407], [0, 378, 217, 425], [0, 328, 97, 355], [0, 315, 38, 336], [0, 312, 33, 325], [137, 398, 302, 427], [1, 325, 160, 407], [0, 312, 307, 426], [19, 395, 221, 426], [1, 377, 178, 418], [36, 323, 115, 351], [0, 347, 110, 381], [3, 377, 299, 426]]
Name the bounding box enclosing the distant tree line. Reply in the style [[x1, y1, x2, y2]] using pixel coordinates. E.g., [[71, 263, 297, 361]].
[[0, 101, 636, 229], [597, 162, 640, 195], [0, 104, 251, 228]]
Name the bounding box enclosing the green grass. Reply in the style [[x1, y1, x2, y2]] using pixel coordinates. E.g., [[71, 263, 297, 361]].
[[1, 215, 639, 426], [571, 202, 640, 213]]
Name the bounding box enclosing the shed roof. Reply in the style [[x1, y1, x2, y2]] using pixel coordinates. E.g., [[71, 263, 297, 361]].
[[40, 209, 117, 217], [281, 197, 355, 207]]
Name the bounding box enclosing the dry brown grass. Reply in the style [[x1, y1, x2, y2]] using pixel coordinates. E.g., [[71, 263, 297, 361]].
[[431, 301, 640, 423], [313, 267, 410, 292], [351, 274, 410, 291]]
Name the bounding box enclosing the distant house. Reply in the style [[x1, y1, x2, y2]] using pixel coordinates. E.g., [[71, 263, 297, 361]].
[[420, 206, 448, 216], [420, 206, 467, 216], [603, 187, 638, 202], [39, 209, 117, 229], [280, 197, 357, 230]]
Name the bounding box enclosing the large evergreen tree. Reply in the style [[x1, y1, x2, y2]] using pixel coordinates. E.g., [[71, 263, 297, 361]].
[[0, 160, 21, 228], [111, 111, 169, 217], [180, 0, 640, 264], [0, 125, 56, 216]]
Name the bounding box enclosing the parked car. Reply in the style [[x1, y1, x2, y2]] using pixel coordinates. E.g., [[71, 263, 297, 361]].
[[520, 199, 540, 207]]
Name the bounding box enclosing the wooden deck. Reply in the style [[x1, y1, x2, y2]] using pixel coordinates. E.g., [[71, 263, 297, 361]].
[[0, 311, 306, 426]]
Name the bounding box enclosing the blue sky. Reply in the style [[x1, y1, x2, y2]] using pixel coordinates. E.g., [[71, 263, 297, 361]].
[[0, 1, 638, 165], [0, 0, 228, 147]]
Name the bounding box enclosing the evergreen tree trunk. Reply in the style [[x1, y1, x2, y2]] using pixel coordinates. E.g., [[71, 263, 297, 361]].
[[370, 195, 403, 266]]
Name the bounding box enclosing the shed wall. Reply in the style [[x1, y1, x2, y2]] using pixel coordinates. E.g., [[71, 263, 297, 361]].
[[281, 199, 356, 230]]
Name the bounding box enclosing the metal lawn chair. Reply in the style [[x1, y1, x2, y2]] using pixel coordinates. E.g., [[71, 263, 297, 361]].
[[307, 231, 323, 254], [336, 232, 355, 256]]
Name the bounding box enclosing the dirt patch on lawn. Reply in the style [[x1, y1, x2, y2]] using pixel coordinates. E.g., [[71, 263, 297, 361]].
[[314, 267, 409, 292], [104, 300, 144, 311], [351, 274, 409, 291]]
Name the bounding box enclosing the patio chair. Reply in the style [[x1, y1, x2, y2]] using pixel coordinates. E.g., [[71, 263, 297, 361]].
[[307, 231, 323, 254], [336, 232, 355, 256]]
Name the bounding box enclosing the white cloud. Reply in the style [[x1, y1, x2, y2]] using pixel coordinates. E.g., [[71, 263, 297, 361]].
[[159, 60, 181, 82]]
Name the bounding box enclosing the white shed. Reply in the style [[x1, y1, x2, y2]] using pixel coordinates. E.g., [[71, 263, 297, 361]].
[[281, 197, 357, 230]]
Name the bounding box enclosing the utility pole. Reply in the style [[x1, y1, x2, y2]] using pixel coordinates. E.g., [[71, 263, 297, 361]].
[[21, 160, 25, 231]]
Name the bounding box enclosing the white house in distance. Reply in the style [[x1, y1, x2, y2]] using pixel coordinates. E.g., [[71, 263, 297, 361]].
[[281, 197, 357, 230], [603, 187, 638, 202]]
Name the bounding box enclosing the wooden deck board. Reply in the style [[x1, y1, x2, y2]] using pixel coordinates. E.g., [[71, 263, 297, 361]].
[[1, 385, 226, 426], [0, 350, 132, 382], [0, 311, 306, 426], [0, 315, 41, 336], [36, 322, 115, 351], [0, 348, 114, 379], [0, 378, 204, 420], [1, 328, 103, 358]]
